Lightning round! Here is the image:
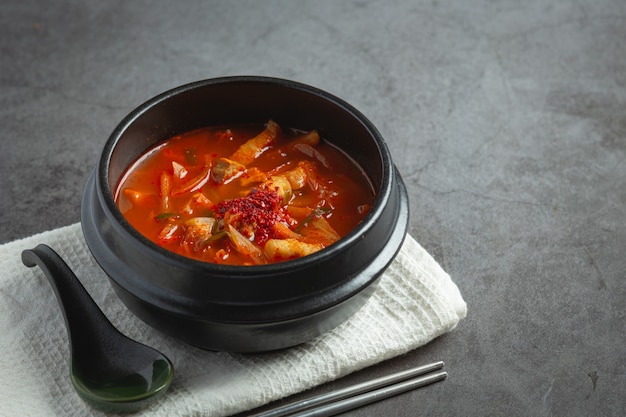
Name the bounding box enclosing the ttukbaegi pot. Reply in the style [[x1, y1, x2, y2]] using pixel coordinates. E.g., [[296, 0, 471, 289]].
[[81, 76, 409, 352]]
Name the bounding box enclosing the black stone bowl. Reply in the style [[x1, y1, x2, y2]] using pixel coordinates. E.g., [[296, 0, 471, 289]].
[[81, 76, 409, 352]]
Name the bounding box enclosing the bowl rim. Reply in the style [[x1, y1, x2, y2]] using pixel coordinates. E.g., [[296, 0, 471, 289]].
[[95, 75, 395, 275]]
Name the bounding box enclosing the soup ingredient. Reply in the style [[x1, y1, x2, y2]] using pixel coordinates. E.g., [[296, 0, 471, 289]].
[[116, 120, 374, 265]]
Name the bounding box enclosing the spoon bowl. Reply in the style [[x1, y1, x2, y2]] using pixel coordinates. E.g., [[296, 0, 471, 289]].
[[22, 244, 174, 413]]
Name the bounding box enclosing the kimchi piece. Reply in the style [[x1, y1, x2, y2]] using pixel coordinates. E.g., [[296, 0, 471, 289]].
[[115, 120, 375, 265]]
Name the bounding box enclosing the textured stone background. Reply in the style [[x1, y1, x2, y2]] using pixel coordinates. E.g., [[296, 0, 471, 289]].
[[1, 1, 625, 415]]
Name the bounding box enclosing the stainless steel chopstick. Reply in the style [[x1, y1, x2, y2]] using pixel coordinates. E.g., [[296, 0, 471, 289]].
[[247, 361, 445, 417], [289, 370, 447, 417]]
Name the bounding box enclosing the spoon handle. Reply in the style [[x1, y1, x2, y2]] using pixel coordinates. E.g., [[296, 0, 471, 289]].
[[22, 244, 115, 353]]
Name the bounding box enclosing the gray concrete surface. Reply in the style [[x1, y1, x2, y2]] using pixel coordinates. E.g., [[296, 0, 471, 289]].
[[1, 1, 625, 415]]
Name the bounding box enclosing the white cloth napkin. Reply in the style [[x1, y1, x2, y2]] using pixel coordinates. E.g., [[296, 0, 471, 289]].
[[0, 223, 466, 417]]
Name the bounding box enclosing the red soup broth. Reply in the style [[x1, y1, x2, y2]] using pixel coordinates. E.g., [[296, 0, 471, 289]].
[[115, 120, 375, 265]]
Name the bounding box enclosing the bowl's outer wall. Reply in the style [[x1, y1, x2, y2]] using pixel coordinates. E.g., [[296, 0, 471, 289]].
[[108, 272, 383, 352], [82, 77, 409, 351]]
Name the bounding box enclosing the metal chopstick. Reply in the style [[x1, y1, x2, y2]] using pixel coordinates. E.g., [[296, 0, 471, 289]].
[[247, 361, 445, 417], [288, 370, 447, 417]]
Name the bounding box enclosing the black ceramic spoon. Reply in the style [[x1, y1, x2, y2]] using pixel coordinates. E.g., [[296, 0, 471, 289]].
[[22, 244, 174, 413]]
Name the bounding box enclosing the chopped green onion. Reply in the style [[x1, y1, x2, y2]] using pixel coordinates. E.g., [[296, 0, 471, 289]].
[[201, 230, 228, 246], [155, 212, 181, 221], [295, 207, 331, 232]]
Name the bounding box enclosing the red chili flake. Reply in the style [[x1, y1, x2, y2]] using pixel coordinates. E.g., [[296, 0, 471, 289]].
[[213, 189, 291, 245]]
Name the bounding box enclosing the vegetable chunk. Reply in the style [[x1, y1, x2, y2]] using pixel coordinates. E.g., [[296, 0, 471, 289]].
[[182, 217, 217, 250], [264, 239, 324, 261], [211, 158, 246, 184], [229, 119, 280, 165]]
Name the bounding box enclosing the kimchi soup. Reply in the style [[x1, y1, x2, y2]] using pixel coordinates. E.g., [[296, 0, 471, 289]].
[[115, 120, 375, 265]]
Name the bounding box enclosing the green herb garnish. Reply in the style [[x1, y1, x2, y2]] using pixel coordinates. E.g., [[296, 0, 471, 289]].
[[201, 230, 228, 247], [155, 212, 181, 221], [295, 207, 331, 232]]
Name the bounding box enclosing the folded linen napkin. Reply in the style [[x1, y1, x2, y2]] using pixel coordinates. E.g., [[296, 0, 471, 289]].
[[0, 223, 466, 417]]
